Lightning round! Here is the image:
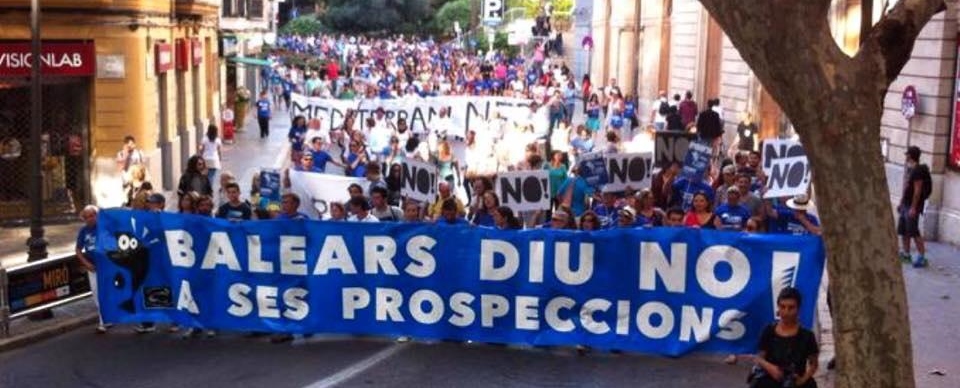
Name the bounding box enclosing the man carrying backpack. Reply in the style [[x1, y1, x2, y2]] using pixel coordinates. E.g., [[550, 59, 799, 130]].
[[650, 90, 670, 131], [898, 145, 932, 267]]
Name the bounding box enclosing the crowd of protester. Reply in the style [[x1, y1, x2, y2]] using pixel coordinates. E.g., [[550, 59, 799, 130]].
[[90, 32, 828, 351]]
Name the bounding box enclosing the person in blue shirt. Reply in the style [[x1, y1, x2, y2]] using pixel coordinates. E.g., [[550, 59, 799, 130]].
[[276, 193, 310, 220], [714, 186, 752, 231], [556, 166, 595, 217], [307, 137, 341, 173], [436, 198, 469, 226], [76, 205, 110, 333], [288, 115, 308, 163], [766, 194, 821, 236], [255, 91, 272, 139], [592, 189, 621, 229], [281, 75, 295, 109], [468, 191, 499, 227]]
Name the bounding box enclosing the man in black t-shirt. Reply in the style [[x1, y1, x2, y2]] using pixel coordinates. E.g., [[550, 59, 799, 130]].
[[750, 287, 819, 388], [898, 146, 930, 267], [737, 112, 759, 151], [216, 182, 252, 221]]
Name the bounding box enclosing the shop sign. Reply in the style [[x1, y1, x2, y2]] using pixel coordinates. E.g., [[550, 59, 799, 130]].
[[96, 54, 125, 79], [0, 41, 95, 77], [191, 38, 202, 66], [155, 43, 173, 73], [950, 36, 960, 170]]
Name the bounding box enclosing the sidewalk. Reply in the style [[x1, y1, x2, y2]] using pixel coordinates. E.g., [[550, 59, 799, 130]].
[[812, 241, 960, 388]]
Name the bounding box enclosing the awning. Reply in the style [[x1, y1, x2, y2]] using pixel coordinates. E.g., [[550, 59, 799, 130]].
[[229, 56, 272, 67]]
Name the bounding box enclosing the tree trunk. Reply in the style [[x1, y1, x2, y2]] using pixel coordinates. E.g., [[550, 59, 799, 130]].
[[800, 111, 915, 388]]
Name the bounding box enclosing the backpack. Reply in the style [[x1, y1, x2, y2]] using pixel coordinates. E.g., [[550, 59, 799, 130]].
[[918, 164, 933, 201], [658, 100, 670, 116]]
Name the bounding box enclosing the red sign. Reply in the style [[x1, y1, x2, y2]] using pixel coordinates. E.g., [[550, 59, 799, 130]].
[[0, 41, 95, 77], [902, 85, 918, 120], [155, 43, 173, 73], [191, 39, 202, 67], [951, 36, 960, 170], [175, 39, 189, 71]]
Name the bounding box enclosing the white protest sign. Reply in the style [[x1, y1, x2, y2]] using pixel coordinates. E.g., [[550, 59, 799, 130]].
[[288, 171, 369, 219], [495, 170, 551, 212], [290, 93, 532, 136], [605, 152, 654, 192], [762, 139, 811, 198], [400, 159, 439, 203]]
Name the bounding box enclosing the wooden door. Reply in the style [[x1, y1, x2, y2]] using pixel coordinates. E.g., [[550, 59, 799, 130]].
[[759, 87, 783, 140], [703, 15, 723, 102]]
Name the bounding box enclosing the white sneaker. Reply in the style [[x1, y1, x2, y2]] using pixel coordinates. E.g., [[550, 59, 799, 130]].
[[134, 324, 156, 334], [96, 324, 111, 334], [205, 330, 217, 338]]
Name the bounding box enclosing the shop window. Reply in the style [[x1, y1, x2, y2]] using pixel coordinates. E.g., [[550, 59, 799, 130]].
[[0, 78, 89, 220]]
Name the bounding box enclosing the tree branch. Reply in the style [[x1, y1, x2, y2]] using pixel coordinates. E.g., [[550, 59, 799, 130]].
[[858, 0, 947, 85]]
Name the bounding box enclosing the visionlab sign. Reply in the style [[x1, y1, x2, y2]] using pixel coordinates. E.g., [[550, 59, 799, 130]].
[[0, 41, 96, 77]]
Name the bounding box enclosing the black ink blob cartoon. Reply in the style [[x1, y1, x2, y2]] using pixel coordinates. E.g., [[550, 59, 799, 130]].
[[107, 232, 151, 313]]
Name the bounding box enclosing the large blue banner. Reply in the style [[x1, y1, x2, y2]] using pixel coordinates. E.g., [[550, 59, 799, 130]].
[[93, 209, 824, 356]]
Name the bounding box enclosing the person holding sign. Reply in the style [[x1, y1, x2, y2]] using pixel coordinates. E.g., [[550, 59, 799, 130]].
[[765, 194, 821, 236], [76, 205, 111, 334]]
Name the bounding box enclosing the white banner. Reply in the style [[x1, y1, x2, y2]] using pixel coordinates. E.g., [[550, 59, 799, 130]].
[[290, 94, 532, 138], [762, 139, 811, 198], [605, 152, 654, 192], [495, 170, 551, 212], [289, 171, 369, 219], [400, 159, 439, 203]]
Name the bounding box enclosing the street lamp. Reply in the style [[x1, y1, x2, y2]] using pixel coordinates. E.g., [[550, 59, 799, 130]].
[[27, 0, 48, 262]]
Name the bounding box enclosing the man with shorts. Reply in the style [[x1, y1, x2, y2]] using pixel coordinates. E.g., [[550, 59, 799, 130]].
[[898, 146, 931, 267]]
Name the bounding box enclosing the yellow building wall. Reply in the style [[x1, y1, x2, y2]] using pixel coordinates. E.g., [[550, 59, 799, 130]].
[[0, 6, 219, 206]]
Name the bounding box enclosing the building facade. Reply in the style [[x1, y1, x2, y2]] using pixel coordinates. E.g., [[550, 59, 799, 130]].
[[588, 0, 960, 245], [0, 0, 221, 217], [219, 0, 275, 117]]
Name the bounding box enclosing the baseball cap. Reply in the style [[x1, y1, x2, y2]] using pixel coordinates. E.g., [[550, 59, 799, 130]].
[[146, 193, 166, 204]]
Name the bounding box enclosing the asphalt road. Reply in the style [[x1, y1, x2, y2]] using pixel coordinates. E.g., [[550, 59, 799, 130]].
[[0, 331, 750, 388]]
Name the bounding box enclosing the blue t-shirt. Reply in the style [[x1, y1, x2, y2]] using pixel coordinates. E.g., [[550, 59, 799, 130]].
[[277, 212, 310, 220], [310, 150, 334, 172], [592, 204, 621, 229], [256, 99, 271, 119], [347, 153, 367, 178], [437, 217, 469, 226], [471, 212, 495, 227], [281, 80, 294, 95], [557, 177, 595, 217], [770, 206, 821, 235], [288, 125, 307, 152], [714, 204, 751, 231], [76, 225, 97, 253], [571, 137, 594, 154]]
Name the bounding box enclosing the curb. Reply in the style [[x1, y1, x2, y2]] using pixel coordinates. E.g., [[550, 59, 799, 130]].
[[0, 312, 98, 353]]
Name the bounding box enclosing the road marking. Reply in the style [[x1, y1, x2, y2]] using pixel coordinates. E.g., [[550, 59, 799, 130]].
[[303, 343, 407, 388]]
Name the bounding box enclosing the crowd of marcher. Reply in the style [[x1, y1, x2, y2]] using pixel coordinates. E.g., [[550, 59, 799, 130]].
[[76, 28, 939, 387]]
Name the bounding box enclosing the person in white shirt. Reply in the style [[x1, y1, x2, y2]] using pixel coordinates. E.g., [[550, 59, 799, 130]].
[[650, 90, 669, 131], [198, 125, 223, 185], [347, 196, 379, 222]]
